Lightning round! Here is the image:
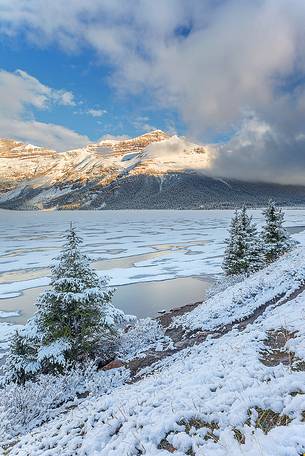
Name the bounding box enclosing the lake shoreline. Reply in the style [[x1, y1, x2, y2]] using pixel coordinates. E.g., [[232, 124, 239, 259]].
[[0, 275, 214, 325]]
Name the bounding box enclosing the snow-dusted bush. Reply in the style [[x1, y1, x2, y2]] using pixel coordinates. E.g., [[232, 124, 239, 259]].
[[0, 362, 130, 441], [119, 318, 174, 361]]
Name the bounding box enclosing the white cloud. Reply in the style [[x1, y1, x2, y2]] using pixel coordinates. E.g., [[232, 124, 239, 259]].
[[0, 69, 76, 114], [99, 133, 129, 141], [0, 118, 89, 151], [209, 115, 305, 185], [2, 1, 304, 127], [0, 69, 88, 150], [2, 1, 305, 180], [132, 116, 157, 133], [54, 90, 75, 106], [86, 108, 106, 118]]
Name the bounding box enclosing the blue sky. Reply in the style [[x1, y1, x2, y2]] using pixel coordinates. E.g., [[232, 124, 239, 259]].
[[1, 1, 305, 185], [0, 33, 185, 144]]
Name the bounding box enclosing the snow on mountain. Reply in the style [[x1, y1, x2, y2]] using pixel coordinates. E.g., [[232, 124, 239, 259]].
[[130, 134, 211, 175], [0, 139, 58, 184], [0, 131, 217, 209], [1, 131, 305, 209], [0, 130, 210, 187], [97, 130, 170, 155], [0, 130, 210, 179]]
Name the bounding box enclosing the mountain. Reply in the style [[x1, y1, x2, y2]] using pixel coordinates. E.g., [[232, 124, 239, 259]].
[[1, 131, 305, 209]]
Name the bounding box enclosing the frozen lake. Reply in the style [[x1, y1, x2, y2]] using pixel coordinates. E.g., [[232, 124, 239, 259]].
[[0, 208, 305, 354]]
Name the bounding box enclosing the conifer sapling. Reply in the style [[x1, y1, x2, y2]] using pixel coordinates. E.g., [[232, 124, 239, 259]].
[[6, 225, 126, 383], [261, 200, 293, 263], [222, 206, 264, 276]]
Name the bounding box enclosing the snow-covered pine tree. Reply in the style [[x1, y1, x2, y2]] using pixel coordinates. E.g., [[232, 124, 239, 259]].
[[239, 205, 265, 274], [261, 200, 293, 263], [6, 225, 126, 384], [222, 206, 264, 276], [4, 324, 40, 384], [222, 210, 245, 275]]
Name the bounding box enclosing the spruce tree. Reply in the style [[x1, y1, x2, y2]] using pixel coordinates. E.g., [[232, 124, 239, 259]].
[[5, 327, 40, 384], [222, 210, 245, 275], [239, 205, 264, 273], [261, 200, 292, 263], [6, 225, 124, 383], [222, 206, 264, 276]]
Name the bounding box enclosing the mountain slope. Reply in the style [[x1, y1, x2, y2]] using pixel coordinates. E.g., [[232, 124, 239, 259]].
[[1, 131, 305, 209], [4, 247, 305, 455]]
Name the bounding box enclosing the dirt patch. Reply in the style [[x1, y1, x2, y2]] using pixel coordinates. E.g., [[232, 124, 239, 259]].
[[157, 301, 203, 345], [260, 328, 297, 367], [127, 301, 205, 378], [260, 328, 305, 370], [157, 439, 177, 453], [157, 301, 202, 328], [127, 348, 177, 378]]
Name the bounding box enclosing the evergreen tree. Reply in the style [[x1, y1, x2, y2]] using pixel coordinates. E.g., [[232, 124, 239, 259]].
[[222, 206, 264, 276], [239, 205, 264, 273], [261, 200, 293, 263], [222, 210, 245, 275], [6, 225, 125, 383], [5, 327, 40, 384]]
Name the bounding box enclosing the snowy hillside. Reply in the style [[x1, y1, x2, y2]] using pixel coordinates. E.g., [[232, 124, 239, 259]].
[[1, 132, 305, 209], [3, 247, 305, 455]]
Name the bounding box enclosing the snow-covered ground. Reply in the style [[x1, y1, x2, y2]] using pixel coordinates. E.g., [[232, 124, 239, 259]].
[[4, 246, 305, 455]]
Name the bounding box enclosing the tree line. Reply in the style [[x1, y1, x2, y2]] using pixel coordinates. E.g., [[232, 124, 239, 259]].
[[222, 200, 294, 276]]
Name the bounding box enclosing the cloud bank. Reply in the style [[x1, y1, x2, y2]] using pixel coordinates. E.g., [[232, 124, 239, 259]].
[[2, 1, 305, 182], [0, 69, 89, 150]]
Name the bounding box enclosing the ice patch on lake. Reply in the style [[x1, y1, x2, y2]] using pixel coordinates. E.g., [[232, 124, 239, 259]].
[[0, 208, 304, 300], [0, 310, 20, 318]]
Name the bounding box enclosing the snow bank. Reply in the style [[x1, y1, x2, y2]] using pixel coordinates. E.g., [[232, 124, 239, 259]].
[[174, 246, 305, 331], [5, 250, 305, 455]]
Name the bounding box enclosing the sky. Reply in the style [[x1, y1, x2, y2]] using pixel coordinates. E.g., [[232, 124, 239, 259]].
[[1, 0, 305, 184]]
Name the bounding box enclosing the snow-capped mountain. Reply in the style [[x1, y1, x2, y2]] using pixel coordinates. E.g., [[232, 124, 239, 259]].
[[0, 130, 210, 184], [1, 131, 305, 209]]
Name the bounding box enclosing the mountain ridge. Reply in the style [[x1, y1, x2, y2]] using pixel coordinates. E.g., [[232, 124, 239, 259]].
[[1, 131, 305, 209]]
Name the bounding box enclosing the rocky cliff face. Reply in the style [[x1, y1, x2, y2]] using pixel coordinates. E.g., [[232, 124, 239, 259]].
[[1, 131, 305, 210]]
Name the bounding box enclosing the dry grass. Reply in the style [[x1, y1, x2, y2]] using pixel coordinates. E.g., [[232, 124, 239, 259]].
[[179, 418, 219, 443], [232, 427, 246, 444], [157, 417, 219, 454], [247, 407, 291, 434]]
